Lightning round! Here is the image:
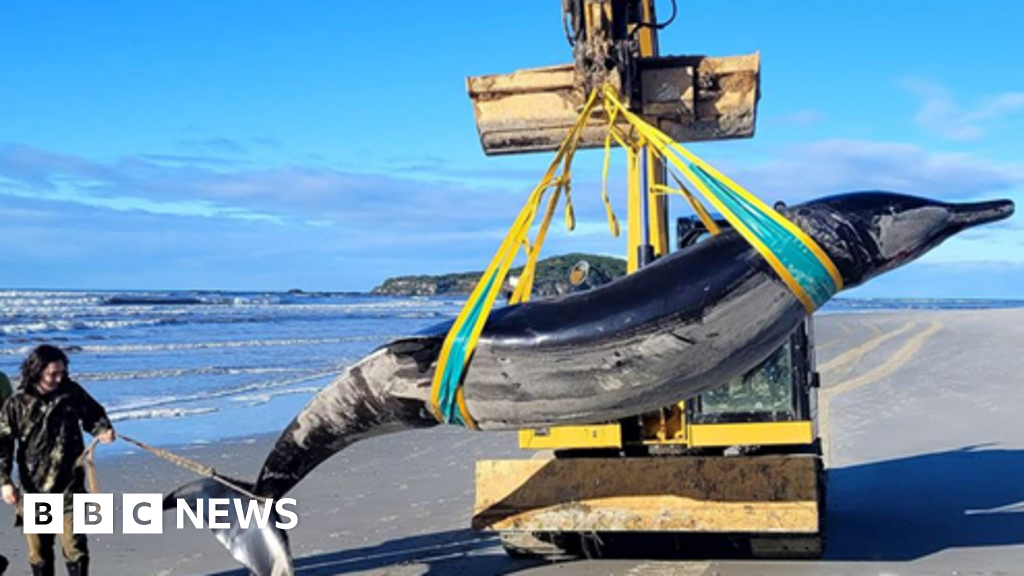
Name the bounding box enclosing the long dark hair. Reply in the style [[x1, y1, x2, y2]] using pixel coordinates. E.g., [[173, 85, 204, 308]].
[[20, 345, 70, 390]]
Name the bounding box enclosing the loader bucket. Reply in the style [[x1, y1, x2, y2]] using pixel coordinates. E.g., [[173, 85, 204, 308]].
[[467, 53, 760, 156]]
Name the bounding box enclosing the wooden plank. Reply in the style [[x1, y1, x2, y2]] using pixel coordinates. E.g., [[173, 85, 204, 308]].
[[474, 456, 821, 533]]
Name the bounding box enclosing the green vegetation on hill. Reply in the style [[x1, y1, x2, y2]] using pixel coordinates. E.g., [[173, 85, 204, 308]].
[[371, 253, 627, 297]]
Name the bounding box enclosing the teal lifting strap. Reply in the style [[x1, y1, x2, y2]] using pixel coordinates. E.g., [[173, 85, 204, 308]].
[[689, 164, 839, 309]]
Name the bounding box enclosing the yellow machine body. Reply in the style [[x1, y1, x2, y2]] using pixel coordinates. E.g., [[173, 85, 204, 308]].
[[470, 0, 825, 559], [518, 420, 815, 450], [474, 456, 823, 534]]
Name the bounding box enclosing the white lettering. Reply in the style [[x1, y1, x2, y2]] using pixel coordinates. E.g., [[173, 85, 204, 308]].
[[233, 498, 274, 529], [274, 498, 298, 529], [16, 494, 302, 534], [208, 498, 231, 529], [176, 499, 204, 529]]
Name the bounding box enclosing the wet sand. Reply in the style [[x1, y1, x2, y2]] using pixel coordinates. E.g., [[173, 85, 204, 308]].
[[2, 309, 1023, 575]]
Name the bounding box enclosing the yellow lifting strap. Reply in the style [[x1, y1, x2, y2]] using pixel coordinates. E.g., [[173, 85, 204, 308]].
[[429, 90, 604, 428], [652, 172, 721, 236], [430, 86, 844, 428], [599, 86, 844, 311]]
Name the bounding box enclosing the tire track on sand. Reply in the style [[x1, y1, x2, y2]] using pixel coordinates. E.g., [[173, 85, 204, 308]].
[[818, 320, 918, 381], [819, 320, 943, 464]]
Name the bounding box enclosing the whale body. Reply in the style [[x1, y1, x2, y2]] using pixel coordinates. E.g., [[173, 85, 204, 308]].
[[172, 192, 1014, 575]]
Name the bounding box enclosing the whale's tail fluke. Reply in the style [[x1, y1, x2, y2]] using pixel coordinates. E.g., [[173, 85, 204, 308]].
[[162, 343, 442, 576], [164, 478, 294, 576]]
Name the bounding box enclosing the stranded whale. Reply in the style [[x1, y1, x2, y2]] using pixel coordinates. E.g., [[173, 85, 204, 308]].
[[173, 192, 1014, 576]]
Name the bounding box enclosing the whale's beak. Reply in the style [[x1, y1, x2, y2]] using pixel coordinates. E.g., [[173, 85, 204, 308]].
[[950, 199, 1015, 229]]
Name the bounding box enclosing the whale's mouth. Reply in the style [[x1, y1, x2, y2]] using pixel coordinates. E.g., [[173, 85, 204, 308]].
[[950, 199, 1015, 229]]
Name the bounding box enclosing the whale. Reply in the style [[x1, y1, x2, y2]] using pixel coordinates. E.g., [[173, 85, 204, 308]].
[[162, 479, 293, 576], [171, 192, 1013, 575]]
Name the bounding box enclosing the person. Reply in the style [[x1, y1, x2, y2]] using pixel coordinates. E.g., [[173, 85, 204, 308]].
[[0, 371, 10, 576], [0, 371, 9, 403], [0, 346, 115, 576]]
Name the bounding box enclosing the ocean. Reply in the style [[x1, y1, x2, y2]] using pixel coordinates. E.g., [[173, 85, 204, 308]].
[[0, 290, 463, 455], [2, 289, 1022, 455]]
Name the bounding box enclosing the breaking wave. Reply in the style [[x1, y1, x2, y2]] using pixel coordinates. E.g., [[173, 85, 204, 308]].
[[110, 407, 220, 422], [103, 366, 344, 414]]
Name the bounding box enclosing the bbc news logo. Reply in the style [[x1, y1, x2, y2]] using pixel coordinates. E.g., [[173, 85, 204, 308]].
[[22, 493, 298, 534]]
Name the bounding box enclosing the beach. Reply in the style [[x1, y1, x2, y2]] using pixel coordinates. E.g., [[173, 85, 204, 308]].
[[2, 308, 1024, 575]]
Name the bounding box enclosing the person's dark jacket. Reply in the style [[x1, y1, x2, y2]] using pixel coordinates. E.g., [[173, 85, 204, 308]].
[[0, 372, 9, 575], [0, 372, 11, 406], [0, 380, 112, 509]]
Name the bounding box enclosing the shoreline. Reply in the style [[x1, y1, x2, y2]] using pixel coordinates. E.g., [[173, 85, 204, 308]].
[[2, 308, 1023, 575]]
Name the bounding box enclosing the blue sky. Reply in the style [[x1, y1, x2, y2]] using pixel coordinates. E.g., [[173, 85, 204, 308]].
[[1, 1, 1022, 297]]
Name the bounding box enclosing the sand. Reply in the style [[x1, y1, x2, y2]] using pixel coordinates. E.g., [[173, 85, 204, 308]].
[[2, 309, 1023, 575]]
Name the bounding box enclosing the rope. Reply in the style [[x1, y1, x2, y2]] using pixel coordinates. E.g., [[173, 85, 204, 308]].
[[76, 434, 266, 502], [78, 437, 100, 493]]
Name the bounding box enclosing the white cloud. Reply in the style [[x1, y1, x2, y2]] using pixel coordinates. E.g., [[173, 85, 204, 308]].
[[1, 138, 1019, 293], [0, 173, 283, 222], [901, 78, 1024, 141], [721, 138, 1024, 203], [682, 139, 1024, 271], [0, 143, 530, 234], [844, 260, 1024, 300]]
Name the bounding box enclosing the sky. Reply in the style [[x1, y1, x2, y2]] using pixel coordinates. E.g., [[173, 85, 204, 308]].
[[1, 1, 1022, 298]]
